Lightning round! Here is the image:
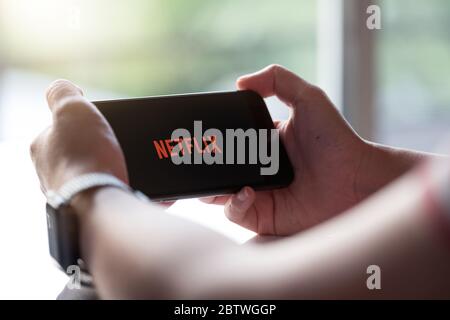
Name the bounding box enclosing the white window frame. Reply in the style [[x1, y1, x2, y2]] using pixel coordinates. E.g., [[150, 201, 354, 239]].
[[317, 0, 376, 140]]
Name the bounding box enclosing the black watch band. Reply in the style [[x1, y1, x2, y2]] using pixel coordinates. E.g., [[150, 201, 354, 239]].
[[46, 203, 81, 271], [45, 173, 148, 271]]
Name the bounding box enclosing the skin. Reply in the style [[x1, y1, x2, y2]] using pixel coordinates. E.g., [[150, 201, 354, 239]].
[[201, 65, 428, 235], [30, 65, 450, 299]]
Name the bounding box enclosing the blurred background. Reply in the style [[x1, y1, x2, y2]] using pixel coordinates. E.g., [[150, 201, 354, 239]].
[[0, 0, 449, 298]]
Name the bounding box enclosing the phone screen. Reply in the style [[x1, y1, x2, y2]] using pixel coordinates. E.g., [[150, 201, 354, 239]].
[[93, 90, 293, 201]]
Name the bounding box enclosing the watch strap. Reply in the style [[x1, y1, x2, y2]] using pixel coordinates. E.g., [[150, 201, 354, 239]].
[[46, 203, 80, 271], [46, 173, 131, 210], [45, 173, 141, 271]]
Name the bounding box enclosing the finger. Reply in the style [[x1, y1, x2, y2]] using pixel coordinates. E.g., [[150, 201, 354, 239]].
[[29, 126, 51, 162], [236, 64, 312, 108], [158, 201, 176, 209], [30, 127, 53, 193], [200, 195, 230, 206], [45, 80, 101, 122], [224, 186, 255, 223], [273, 120, 286, 129], [46, 79, 84, 111]]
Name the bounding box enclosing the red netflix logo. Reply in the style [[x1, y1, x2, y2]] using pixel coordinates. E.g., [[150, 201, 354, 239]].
[[153, 136, 222, 160], [155, 121, 279, 175]]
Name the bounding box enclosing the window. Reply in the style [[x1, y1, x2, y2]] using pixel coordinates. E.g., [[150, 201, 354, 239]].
[[376, 0, 450, 152], [0, 0, 317, 140], [0, 0, 317, 298]]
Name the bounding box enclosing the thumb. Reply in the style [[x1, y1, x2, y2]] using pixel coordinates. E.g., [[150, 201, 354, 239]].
[[224, 186, 256, 225], [45, 79, 102, 124], [46, 79, 84, 112]]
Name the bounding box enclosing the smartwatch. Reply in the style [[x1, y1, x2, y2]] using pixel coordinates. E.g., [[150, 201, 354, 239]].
[[45, 173, 146, 271]]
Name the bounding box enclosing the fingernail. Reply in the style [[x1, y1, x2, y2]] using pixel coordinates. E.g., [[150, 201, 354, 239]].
[[237, 187, 248, 202]]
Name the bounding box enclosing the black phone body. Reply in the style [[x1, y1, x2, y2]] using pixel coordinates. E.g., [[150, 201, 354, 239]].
[[93, 90, 294, 201]]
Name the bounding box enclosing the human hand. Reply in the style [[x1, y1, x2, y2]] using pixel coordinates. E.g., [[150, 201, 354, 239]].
[[30, 80, 129, 193], [202, 65, 373, 235]]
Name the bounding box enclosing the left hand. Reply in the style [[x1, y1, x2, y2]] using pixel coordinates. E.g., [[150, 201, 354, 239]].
[[30, 80, 129, 193]]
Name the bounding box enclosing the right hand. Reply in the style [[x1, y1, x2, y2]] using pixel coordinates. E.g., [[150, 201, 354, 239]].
[[201, 65, 374, 235]]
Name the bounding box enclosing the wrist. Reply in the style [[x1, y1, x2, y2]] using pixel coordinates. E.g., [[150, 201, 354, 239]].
[[44, 180, 120, 271], [47, 162, 128, 192], [355, 141, 426, 200], [416, 159, 450, 248], [353, 141, 379, 200], [46, 185, 132, 270], [70, 185, 133, 214], [46, 172, 132, 214], [70, 186, 105, 217]]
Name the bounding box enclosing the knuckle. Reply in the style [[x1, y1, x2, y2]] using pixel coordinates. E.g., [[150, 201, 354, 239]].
[[46, 79, 83, 101], [225, 204, 243, 223], [269, 63, 292, 76], [29, 139, 37, 159], [224, 205, 235, 221], [268, 64, 284, 75], [46, 79, 69, 96], [268, 63, 282, 70], [53, 96, 92, 119], [29, 128, 50, 161], [304, 84, 329, 102], [48, 79, 72, 90]]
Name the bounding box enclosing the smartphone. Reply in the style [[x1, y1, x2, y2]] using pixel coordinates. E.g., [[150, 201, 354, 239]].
[[93, 90, 294, 201]]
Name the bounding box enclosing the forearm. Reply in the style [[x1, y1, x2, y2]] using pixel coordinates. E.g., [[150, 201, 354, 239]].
[[202, 166, 450, 299], [72, 188, 242, 299], [263, 170, 450, 299], [357, 141, 442, 200], [72, 168, 450, 299]]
